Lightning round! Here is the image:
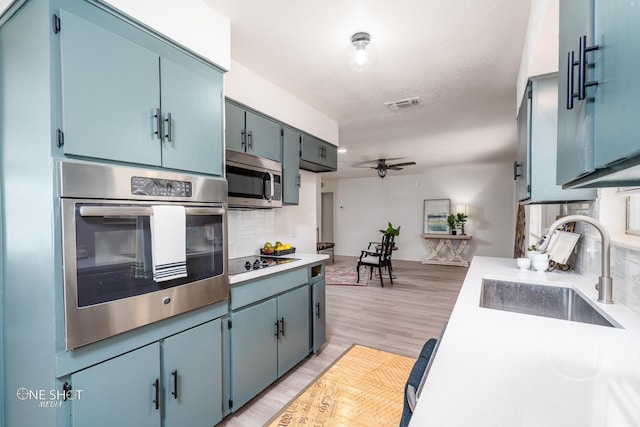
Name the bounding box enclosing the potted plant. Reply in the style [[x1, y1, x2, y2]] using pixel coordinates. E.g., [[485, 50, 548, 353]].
[[379, 221, 400, 236], [456, 212, 468, 235], [447, 215, 457, 235]]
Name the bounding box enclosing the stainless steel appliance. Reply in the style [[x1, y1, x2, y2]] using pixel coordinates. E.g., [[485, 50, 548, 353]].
[[226, 150, 282, 208], [59, 161, 228, 350], [228, 255, 299, 275]]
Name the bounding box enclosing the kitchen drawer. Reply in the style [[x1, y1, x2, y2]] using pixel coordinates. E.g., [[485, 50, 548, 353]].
[[230, 268, 308, 310]]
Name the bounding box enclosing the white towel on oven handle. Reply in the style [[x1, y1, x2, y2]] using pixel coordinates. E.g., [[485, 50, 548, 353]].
[[151, 205, 187, 282]]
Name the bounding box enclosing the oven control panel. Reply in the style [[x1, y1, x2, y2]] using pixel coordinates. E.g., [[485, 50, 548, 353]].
[[131, 176, 193, 198]]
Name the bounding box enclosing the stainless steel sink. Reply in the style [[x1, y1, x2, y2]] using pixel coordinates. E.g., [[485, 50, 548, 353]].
[[480, 279, 619, 328]]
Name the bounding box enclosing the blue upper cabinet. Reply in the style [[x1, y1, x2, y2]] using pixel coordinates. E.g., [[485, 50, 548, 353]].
[[592, 1, 640, 169], [557, 0, 593, 186], [282, 126, 301, 205], [59, 8, 224, 176], [557, 0, 640, 188], [300, 133, 337, 172], [225, 99, 282, 162], [515, 81, 531, 201], [225, 101, 247, 153], [60, 9, 161, 167], [160, 58, 223, 176], [517, 74, 595, 203]]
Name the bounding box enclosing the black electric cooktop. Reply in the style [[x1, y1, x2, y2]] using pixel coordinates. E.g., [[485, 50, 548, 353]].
[[228, 255, 299, 275]]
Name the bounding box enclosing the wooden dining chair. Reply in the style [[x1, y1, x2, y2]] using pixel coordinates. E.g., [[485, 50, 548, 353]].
[[356, 232, 395, 287]]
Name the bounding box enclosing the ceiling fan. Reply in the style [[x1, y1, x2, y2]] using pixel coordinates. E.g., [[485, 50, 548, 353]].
[[359, 158, 417, 178]]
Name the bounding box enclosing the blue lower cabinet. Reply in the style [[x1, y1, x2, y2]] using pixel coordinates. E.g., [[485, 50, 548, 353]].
[[70, 320, 223, 427], [230, 286, 310, 411], [276, 286, 310, 374], [311, 280, 326, 353], [230, 298, 279, 410], [162, 319, 223, 427], [71, 343, 161, 427]]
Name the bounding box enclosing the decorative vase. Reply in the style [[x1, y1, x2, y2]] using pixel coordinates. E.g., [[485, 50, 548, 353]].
[[451, 230, 457, 235]]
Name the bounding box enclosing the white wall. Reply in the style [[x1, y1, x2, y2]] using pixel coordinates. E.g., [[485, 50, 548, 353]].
[[103, 0, 231, 70], [323, 162, 516, 262], [224, 59, 339, 145], [0, 0, 14, 16], [517, 0, 559, 106]]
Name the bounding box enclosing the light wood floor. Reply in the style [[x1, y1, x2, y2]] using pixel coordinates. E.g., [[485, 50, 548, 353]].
[[217, 256, 467, 426]]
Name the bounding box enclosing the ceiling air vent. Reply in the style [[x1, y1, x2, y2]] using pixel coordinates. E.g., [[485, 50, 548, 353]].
[[384, 96, 424, 111]]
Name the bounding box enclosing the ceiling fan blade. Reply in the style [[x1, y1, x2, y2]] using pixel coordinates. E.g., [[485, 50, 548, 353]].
[[355, 157, 402, 165], [387, 161, 416, 168], [388, 167, 404, 171]]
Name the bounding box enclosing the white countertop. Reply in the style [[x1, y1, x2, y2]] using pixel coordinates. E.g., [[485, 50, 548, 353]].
[[410, 256, 640, 427], [228, 253, 329, 285]]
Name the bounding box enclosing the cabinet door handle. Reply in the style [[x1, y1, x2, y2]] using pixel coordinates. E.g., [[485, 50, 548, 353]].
[[279, 317, 285, 337], [274, 321, 279, 338], [152, 379, 160, 410], [566, 51, 579, 109], [316, 302, 321, 318], [513, 161, 521, 180], [578, 35, 599, 100], [165, 113, 172, 143], [247, 131, 253, 150], [241, 129, 246, 150], [154, 108, 162, 140], [171, 370, 178, 400]]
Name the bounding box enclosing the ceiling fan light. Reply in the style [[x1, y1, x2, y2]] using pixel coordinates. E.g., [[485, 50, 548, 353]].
[[354, 48, 368, 67], [346, 31, 376, 71], [377, 167, 387, 178]]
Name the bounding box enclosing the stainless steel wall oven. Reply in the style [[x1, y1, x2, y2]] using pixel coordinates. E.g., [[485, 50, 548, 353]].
[[59, 162, 228, 350]]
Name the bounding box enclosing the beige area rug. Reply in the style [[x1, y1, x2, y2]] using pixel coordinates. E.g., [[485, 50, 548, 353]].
[[266, 344, 414, 427], [325, 265, 369, 286]]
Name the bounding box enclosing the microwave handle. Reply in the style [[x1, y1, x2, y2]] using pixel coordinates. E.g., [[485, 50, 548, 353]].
[[79, 206, 225, 217], [263, 171, 274, 201]]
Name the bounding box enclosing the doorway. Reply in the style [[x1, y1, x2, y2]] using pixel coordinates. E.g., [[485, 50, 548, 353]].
[[321, 192, 334, 243]]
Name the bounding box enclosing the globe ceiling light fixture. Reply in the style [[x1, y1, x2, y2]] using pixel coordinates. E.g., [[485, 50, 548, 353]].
[[347, 31, 377, 71]]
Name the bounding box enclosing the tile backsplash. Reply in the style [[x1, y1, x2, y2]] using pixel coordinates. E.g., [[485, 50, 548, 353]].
[[227, 209, 277, 258]]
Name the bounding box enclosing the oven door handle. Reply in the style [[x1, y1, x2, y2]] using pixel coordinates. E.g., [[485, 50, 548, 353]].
[[79, 206, 225, 217]]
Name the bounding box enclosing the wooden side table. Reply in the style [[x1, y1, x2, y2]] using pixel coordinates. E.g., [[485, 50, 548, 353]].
[[421, 234, 472, 267]]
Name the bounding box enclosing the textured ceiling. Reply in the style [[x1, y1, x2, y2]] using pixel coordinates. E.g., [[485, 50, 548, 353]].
[[204, 0, 532, 179]]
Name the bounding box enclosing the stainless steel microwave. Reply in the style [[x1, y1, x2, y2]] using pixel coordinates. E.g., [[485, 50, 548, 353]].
[[226, 150, 282, 208]]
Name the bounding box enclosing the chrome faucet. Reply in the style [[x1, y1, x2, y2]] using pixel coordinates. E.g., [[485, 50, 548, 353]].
[[538, 215, 613, 304]]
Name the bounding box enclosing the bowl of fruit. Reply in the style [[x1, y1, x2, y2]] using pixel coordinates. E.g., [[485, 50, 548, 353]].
[[261, 241, 295, 256]]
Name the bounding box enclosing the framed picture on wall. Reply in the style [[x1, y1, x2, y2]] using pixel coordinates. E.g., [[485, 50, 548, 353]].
[[423, 199, 450, 234]]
